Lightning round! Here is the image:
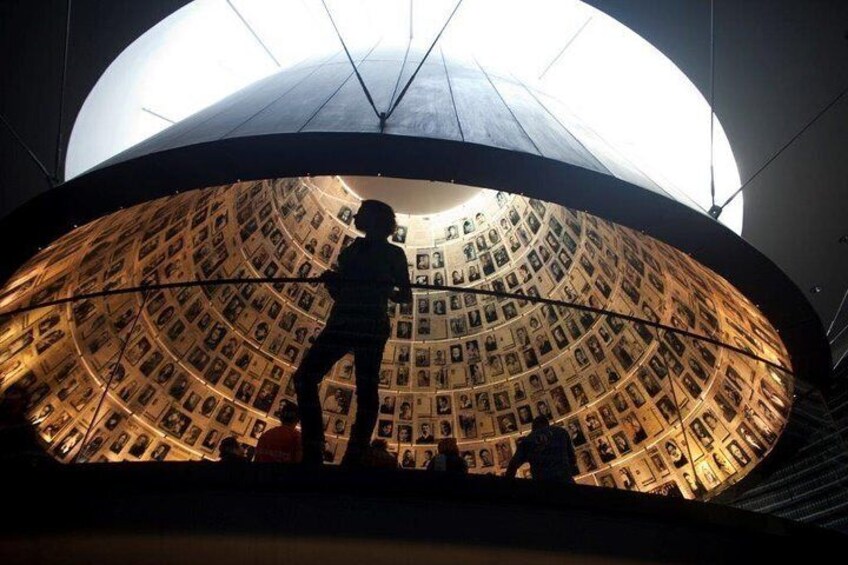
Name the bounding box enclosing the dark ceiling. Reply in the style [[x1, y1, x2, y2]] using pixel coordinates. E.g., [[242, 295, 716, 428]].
[[1, 0, 847, 366]]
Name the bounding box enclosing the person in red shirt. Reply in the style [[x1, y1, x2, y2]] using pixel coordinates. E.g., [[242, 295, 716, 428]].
[[254, 402, 302, 463]]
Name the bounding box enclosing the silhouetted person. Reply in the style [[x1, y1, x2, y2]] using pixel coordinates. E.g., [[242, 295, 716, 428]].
[[505, 416, 577, 482], [294, 200, 412, 466], [254, 402, 302, 463], [426, 438, 468, 475], [218, 436, 248, 463], [362, 439, 399, 469], [0, 384, 48, 465]]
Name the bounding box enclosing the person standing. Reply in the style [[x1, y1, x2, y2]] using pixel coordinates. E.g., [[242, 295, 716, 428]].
[[505, 416, 577, 482], [294, 200, 412, 466]]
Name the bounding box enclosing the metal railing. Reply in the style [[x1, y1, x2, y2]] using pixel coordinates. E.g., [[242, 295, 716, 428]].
[[0, 276, 792, 495]]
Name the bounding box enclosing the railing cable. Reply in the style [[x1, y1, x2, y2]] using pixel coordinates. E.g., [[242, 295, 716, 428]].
[[0, 276, 793, 376]]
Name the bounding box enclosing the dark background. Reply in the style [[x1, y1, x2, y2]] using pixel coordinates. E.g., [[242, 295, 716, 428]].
[[1, 0, 847, 364]]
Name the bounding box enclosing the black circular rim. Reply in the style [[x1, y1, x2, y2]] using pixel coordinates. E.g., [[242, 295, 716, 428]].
[[0, 131, 831, 385]]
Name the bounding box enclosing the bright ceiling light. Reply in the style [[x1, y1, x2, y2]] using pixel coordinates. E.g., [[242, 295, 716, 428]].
[[66, 0, 743, 234]]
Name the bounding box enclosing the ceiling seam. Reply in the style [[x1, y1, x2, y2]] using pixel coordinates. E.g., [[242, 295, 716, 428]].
[[475, 61, 543, 157], [387, 33, 413, 113], [516, 80, 611, 176], [218, 51, 341, 140], [298, 41, 383, 133], [383, 0, 464, 123], [439, 46, 464, 142]]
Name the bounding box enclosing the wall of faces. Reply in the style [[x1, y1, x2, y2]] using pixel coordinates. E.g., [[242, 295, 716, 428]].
[[0, 176, 794, 500]]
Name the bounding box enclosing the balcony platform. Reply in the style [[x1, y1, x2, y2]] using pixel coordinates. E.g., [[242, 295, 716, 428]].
[[1, 462, 843, 563]]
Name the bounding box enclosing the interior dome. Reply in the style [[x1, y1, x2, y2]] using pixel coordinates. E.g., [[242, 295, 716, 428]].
[[0, 177, 791, 499]]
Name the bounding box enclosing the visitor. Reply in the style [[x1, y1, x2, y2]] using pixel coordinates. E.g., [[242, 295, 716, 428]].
[[0, 384, 48, 465], [218, 436, 249, 463], [293, 200, 412, 466], [362, 439, 399, 469], [505, 416, 577, 482], [255, 402, 302, 463], [426, 438, 468, 475]]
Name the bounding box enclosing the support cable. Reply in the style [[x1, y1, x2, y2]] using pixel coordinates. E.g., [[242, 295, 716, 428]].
[[384, 0, 464, 124], [54, 0, 72, 182], [708, 0, 717, 213], [826, 287, 848, 337], [538, 16, 592, 81], [319, 0, 381, 122], [829, 323, 848, 348], [226, 0, 281, 68], [0, 276, 793, 376], [142, 107, 176, 125], [835, 345, 848, 370], [73, 290, 149, 463], [713, 83, 848, 218], [0, 113, 57, 187]]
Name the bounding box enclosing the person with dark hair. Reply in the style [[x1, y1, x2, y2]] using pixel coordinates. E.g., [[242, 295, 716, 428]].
[[294, 200, 412, 466], [0, 384, 49, 465], [426, 438, 468, 475], [362, 438, 399, 469], [255, 402, 302, 463], [218, 436, 248, 463], [505, 416, 577, 482]]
